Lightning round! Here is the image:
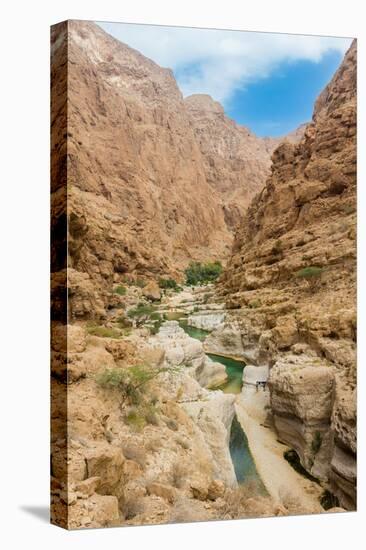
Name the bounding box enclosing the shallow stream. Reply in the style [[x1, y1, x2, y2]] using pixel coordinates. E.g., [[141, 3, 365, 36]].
[[178, 316, 263, 489]]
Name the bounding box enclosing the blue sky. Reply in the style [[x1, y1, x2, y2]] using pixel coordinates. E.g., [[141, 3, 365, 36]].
[[225, 51, 345, 136], [98, 22, 351, 137]]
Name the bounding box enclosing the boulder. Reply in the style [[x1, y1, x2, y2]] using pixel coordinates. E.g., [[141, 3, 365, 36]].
[[142, 281, 161, 301]]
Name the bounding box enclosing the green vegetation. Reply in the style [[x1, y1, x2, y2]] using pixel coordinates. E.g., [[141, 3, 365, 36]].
[[114, 285, 127, 296], [86, 325, 121, 339], [127, 302, 156, 319], [96, 364, 179, 404], [96, 363, 180, 431], [149, 311, 162, 321], [135, 278, 146, 288], [184, 261, 223, 285], [124, 408, 147, 431], [295, 266, 325, 279], [158, 277, 181, 291], [295, 265, 325, 291]]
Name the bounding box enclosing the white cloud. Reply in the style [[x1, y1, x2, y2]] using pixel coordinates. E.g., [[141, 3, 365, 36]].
[[97, 22, 352, 104]]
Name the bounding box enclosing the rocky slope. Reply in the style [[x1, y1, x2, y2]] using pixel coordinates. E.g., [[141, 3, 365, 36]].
[[51, 319, 282, 529], [218, 41, 357, 508], [185, 94, 304, 229]]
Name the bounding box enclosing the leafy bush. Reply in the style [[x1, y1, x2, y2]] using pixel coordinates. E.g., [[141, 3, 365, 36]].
[[135, 279, 146, 288], [184, 261, 223, 285], [149, 311, 162, 321], [96, 364, 179, 410], [124, 408, 147, 431], [86, 325, 121, 338], [127, 303, 156, 320], [296, 266, 325, 291], [295, 266, 325, 279], [114, 285, 127, 296], [158, 277, 180, 290]]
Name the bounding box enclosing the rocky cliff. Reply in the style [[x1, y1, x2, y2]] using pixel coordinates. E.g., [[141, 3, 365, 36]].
[[219, 41, 357, 508], [52, 21, 234, 318], [185, 94, 304, 229]]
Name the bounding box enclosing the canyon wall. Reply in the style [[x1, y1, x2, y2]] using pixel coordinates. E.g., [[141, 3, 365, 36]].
[[185, 94, 304, 229], [52, 21, 302, 320], [219, 41, 357, 508], [52, 21, 232, 318]]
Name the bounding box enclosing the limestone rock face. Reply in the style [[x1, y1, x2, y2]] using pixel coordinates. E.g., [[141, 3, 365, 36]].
[[187, 311, 226, 331], [268, 356, 335, 480], [220, 41, 357, 507], [150, 321, 228, 388], [185, 94, 304, 230]]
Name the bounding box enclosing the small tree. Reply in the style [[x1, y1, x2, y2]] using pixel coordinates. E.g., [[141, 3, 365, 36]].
[[96, 364, 180, 409], [295, 266, 325, 291]]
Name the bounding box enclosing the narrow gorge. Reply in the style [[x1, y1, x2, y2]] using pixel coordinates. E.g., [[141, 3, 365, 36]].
[[51, 21, 356, 529]]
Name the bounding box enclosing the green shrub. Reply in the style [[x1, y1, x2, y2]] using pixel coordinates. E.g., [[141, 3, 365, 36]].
[[96, 364, 179, 408], [184, 261, 223, 285], [124, 408, 146, 431], [158, 277, 179, 290], [193, 305, 200, 313], [127, 303, 156, 320], [149, 311, 162, 321], [114, 285, 127, 296], [296, 266, 325, 291], [148, 322, 162, 335], [135, 279, 146, 288], [295, 266, 325, 279], [86, 325, 121, 338]]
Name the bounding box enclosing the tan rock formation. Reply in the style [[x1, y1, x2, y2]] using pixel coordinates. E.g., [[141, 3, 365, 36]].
[[220, 41, 357, 508], [185, 94, 305, 229], [51, 21, 233, 319], [51, 21, 306, 320]]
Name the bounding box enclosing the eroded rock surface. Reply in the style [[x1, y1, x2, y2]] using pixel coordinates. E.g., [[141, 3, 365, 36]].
[[219, 41, 357, 508]]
